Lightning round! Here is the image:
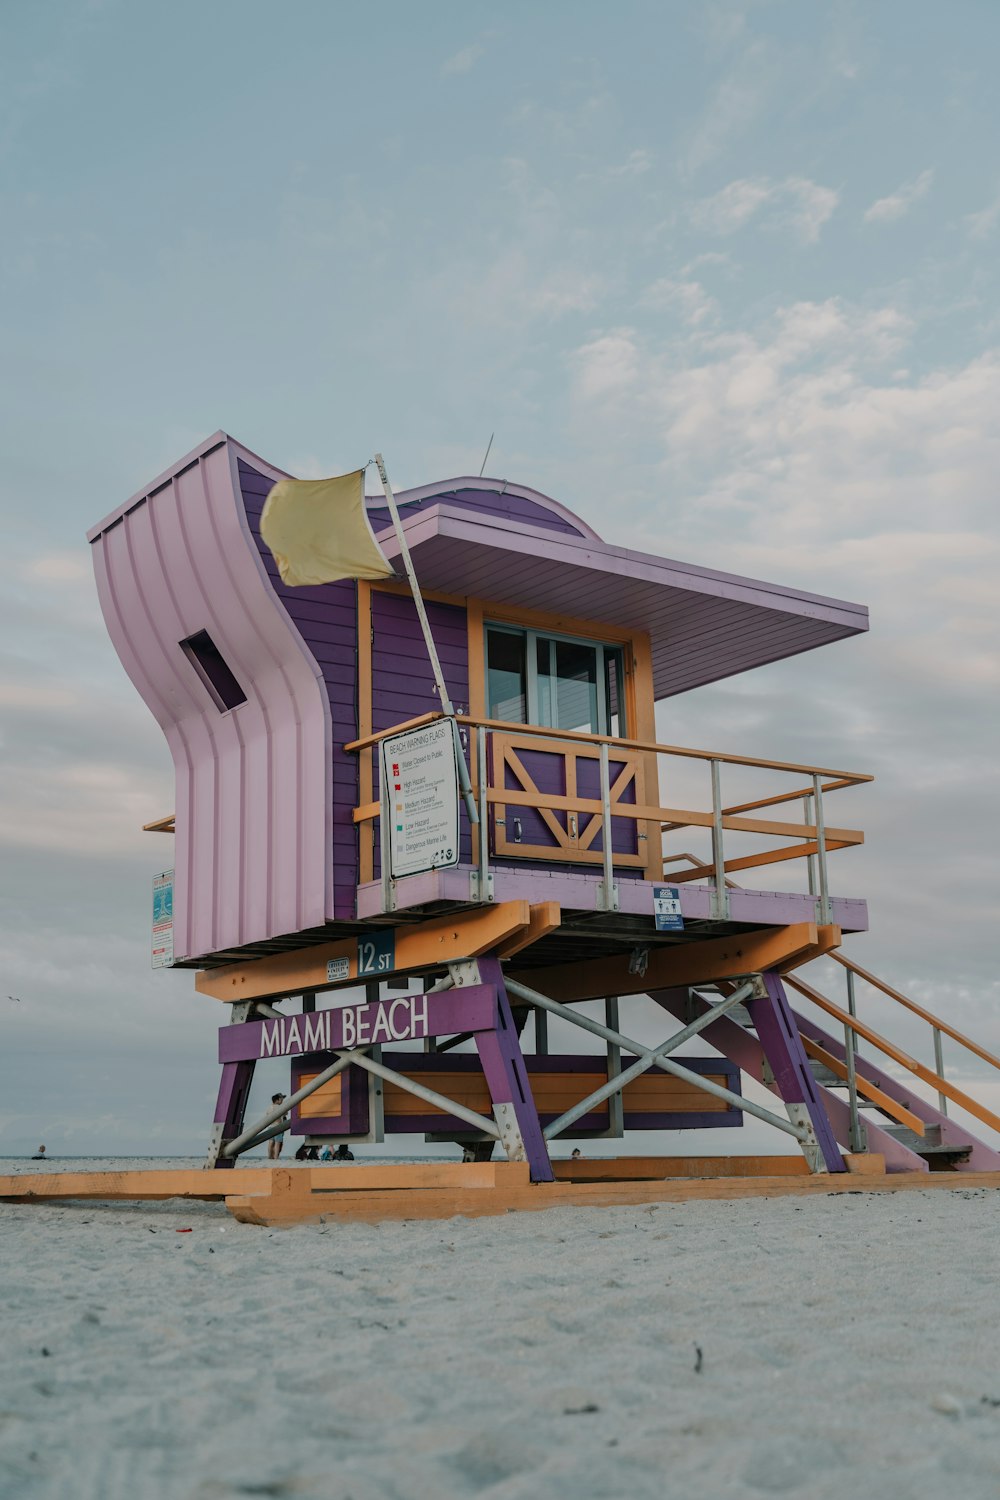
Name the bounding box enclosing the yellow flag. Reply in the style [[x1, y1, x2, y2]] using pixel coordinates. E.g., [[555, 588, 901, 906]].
[[260, 469, 394, 588]]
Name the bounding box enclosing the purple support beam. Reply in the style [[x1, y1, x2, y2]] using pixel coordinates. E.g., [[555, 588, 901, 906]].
[[474, 957, 554, 1183], [211, 1059, 256, 1170], [745, 973, 844, 1172]]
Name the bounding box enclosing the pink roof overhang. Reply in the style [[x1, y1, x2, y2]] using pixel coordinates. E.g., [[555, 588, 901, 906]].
[[380, 503, 869, 700]]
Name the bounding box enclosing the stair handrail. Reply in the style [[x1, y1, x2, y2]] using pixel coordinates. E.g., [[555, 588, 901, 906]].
[[829, 952, 1000, 1076], [784, 971, 1000, 1138]]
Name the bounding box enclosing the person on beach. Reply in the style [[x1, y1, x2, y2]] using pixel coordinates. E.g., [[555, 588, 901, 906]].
[[32, 1145, 46, 1160], [570, 1148, 582, 1160], [268, 1095, 287, 1160], [333, 1144, 354, 1161]]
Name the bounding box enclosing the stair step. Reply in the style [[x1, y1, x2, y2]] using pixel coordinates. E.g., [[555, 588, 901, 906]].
[[882, 1123, 942, 1150], [808, 1062, 842, 1087], [879, 1123, 971, 1160]]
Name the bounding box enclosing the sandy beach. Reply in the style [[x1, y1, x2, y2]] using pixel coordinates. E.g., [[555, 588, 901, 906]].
[[3, 1162, 1000, 1500]]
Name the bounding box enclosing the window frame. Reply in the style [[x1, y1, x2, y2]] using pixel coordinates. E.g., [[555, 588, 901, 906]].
[[485, 621, 626, 737]]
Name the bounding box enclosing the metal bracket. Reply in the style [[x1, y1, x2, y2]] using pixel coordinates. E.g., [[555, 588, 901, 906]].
[[493, 1101, 527, 1162], [628, 947, 649, 978], [785, 1103, 824, 1173], [447, 959, 483, 988], [204, 1122, 226, 1168], [470, 870, 495, 904], [596, 880, 620, 912]]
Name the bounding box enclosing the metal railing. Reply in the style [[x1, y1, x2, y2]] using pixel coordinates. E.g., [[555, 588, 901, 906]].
[[346, 712, 872, 915], [785, 955, 1000, 1142]]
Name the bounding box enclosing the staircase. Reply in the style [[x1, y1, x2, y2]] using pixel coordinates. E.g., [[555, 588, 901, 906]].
[[692, 952, 1000, 1173], [807, 1062, 973, 1168], [786, 953, 1000, 1173]]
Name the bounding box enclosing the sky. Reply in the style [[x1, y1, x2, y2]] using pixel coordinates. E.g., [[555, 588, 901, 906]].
[[1, 0, 998, 1159]]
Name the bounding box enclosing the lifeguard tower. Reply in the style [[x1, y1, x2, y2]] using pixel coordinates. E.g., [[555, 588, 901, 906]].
[[80, 431, 1000, 1211]]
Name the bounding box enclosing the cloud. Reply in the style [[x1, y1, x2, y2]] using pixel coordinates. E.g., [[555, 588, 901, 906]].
[[681, 41, 775, 176], [606, 149, 653, 179], [571, 329, 640, 400], [567, 297, 1000, 747], [24, 551, 90, 582], [641, 277, 719, 326], [965, 193, 1000, 241], [441, 42, 485, 76], [689, 176, 839, 244], [690, 177, 773, 234], [863, 168, 934, 224]]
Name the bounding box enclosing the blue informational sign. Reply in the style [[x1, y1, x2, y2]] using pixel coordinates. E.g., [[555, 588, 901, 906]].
[[357, 927, 396, 978], [152, 869, 174, 969], [652, 885, 684, 931]]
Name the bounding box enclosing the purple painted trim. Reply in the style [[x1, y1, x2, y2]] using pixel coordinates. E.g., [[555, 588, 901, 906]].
[[794, 1011, 1000, 1171], [365, 475, 602, 542], [219, 988, 497, 1063], [356, 865, 869, 932], [289, 1058, 369, 1135], [383, 1109, 739, 1135], [383, 503, 867, 621], [373, 502, 868, 700]]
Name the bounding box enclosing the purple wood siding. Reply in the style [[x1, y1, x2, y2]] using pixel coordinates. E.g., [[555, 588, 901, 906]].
[[366, 485, 586, 539], [237, 460, 359, 914], [497, 745, 639, 861]]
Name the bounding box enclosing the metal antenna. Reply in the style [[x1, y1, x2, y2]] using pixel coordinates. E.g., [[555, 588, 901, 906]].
[[478, 432, 494, 477]]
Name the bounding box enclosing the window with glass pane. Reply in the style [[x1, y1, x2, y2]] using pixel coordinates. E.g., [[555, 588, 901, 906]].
[[486, 625, 626, 735], [487, 628, 527, 722]]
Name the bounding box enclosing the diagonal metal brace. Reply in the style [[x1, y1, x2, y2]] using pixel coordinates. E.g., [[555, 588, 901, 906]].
[[506, 977, 808, 1143]]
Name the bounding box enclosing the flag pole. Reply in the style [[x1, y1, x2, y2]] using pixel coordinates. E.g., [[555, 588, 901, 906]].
[[373, 454, 478, 828]]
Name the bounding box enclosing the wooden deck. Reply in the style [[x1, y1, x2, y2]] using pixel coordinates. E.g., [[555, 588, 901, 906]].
[[5, 1157, 1000, 1227]]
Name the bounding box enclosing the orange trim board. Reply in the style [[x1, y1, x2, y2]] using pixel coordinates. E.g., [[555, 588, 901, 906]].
[[224, 1168, 1000, 1224], [510, 923, 841, 1003], [195, 902, 548, 1003], [9, 1164, 1000, 1229]]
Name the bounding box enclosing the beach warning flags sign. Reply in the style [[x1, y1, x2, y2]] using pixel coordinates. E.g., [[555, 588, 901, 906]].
[[260, 469, 395, 588]]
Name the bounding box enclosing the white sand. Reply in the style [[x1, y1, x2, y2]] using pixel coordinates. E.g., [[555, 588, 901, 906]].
[[3, 1162, 1000, 1500]]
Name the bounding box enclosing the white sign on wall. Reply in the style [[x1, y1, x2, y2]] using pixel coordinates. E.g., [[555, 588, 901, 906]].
[[381, 719, 461, 879]]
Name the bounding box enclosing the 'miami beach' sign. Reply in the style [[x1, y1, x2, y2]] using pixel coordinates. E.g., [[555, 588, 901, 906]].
[[218, 986, 497, 1064], [260, 994, 428, 1058]]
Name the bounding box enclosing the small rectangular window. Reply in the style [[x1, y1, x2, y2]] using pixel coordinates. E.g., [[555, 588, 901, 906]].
[[485, 624, 628, 735], [180, 630, 247, 713], [487, 627, 527, 723]]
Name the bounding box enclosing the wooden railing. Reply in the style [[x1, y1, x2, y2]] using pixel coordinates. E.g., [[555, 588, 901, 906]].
[[346, 712, 871, 912]]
